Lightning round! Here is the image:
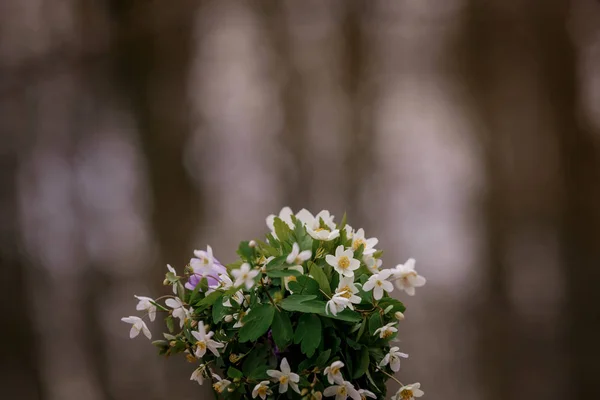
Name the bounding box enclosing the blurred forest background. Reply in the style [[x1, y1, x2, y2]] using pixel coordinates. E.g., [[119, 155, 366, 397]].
[[2, 0, 600, 399]]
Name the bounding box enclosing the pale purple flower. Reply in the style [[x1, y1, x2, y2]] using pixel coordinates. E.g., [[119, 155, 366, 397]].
[[187, 245, 227, 289]]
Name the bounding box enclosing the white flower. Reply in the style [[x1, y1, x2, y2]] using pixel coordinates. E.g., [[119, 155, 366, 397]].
[[212, 374, 231, 393], [283, 265, 304, 292], [363, 256, 382, 274], [296, 209, 336, 230], [165, 297, 189, 328], [323, 361, 345, 384], [233, 307, 251, 328], [380, 346, 409, 372], [190, 365, 206, 385], [286, 242, 312, 266], [350, 228, 378, 255], [223, 290, 248, 308], [267, 207, 295, 235], [335, 276, 361, 305], [392, 383, 424, 400], [191, 245, 216, 271], [134, 295, 157, 321], [267, 357, 300, 394], [191, 321, 224, 358], [392, 259, 426, 296], [252, 381, 272, 400], [343, 224, 353, 239], [323, 380, 361, 400], [362, 269, 394, 300], [307, 226, 340, 242], [166, 264, 178, 294], [121, 316, 151, 339], [231, 263, 260, 290], [216, 274, 234, 290], [325, 246, 360, 277], [326, 293, 353, 316], [358, 389, 376, 400], [374, 322, 398, 339]]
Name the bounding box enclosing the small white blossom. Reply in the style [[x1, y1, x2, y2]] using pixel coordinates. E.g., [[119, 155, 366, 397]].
[[364, 256, 382, 274], [307, 227, 340, 242], [165, 297, 189, 328], [191, 321, 224, 358], [358, 389, 376, 400], [392, 383, 424, 400], [392, 259, 426, 296], [323, 361, 345, 384], [286, 242, 312, 266], [121, 316, 151, 339], [267, 357, 300, 394], [191, 245, 216, 271], [323, 380, 361, 400], [223, 290, 248, 308], [362, 269, 394, 300], [296, 209, 336, 230], [350, 228, 378, 255], [325, 246, 360, 277], [374, 322, 398, 339], [326, 293, 353, 316], [212, 374, 231, 394], [190, 365, 206, 385], [380, 346, 409, 372], [252, 381, 272, 400], [343, 224, 353, 239], [134, 295, 157, 321], [166, 264, 178, 294], [335, 276, 361, 305], [231, 263, 260, 290]]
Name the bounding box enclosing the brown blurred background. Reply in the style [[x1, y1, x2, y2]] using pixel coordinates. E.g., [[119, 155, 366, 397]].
[[2, 0, 600, 399]]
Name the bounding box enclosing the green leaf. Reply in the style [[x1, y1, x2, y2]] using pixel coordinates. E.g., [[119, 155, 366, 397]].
[[365, 369, 382, 393], [237, 241, 255, 261], [242, 346, 268, 376], [338, 212, 347, 230], [315, 349, 332, 367], [294, 314, 322, 358], [265, 255, 288, 271], [378, 297, 406, 314], [279, 295, 322, 313], [369, 313, 383, 337], [352, 346, 370, 379], [177, 281, 186, 301], [196, 291, 223, 308], [266, 268, 303, 278], [273, 217, 292, 243], [212, 298, 228, 324], [322, 308, 362, 323], [308, 261, 331, 296], [288, 275, 320, 295], [248, 365, 270, 381], [293, 220, 313, 251], [227, 366, 244, 379], [165, 271, 178, 284], [199, 278, 209, 293], [271, 311, 294, 349], [372, 250, 383, 259], [356, 317, 367, 341], [239, 304, 276, 342], [165, 315, 175, 333]]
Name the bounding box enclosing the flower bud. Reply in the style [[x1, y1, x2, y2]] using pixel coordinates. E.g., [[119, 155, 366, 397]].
[[170, 340, 177, 347], [224, 315, 233, 323], [249, 240, 257, 248], [384, 305, 394, 314], [163, 279, 170, 286], [301, 388, 309, 396], [395, 311, 405, 320]]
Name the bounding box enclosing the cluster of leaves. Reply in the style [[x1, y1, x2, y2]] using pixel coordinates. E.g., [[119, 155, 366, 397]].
[[152, 214, 407, 400]]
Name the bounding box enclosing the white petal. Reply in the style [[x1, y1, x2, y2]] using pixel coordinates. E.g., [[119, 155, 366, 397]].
[[324, 386, 338, 397], [280, 357, 291, 374]]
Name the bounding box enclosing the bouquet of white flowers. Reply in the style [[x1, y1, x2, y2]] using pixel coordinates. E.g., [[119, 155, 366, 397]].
[[122, 208, 426, 400]]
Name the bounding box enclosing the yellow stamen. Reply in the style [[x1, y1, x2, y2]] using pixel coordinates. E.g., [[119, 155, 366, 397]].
[[338, 256, 350, 270], [352, 238, 366, 250], [400, 389, 414, 399], [279, 375, 289, 385]]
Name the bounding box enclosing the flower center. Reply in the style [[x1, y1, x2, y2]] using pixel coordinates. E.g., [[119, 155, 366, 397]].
[[331, 366, 340, 375], [382, 329, 393, 339], [258, 386, 268, 396], [197, 341, 207, 351], [288, 276, 297, 282], [213, 383, 224, 393], [400, 389, 414, 399], [338, 387, 347, 396], [376, 280, 383, 287], [279, 375, 289, 385], [338, 256, 350, 269], [337, 286, 352, 298], [352, 238, 366, 250], [315, 228, 326, 232]]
